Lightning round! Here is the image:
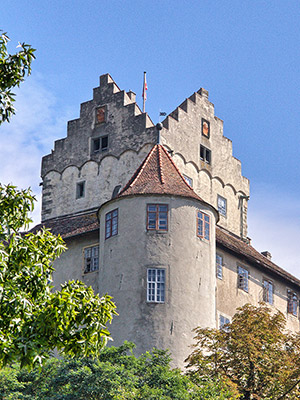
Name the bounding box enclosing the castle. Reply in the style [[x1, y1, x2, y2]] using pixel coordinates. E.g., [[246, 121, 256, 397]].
[[34, 74, 300, 367]]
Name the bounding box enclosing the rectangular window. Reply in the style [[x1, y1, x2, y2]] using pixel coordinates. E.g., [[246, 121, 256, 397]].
[[183, 174, 193, 187], [92, 136, 108, 153], [197, 211, 210, 241], [76, 181, 85, 198], [237, 266, 249, 292], [147, 268, 165, 303], [105, 209, 118, 239], [200, 145, 211, 164], [287, 290, 298, 316], [217, 195, 227, 217], [263, 279, 273, 305], [84, 245, 99, 273], [219, 315, 230, 331], [216, 254, 223, 279], [147, 204, 168, 231]]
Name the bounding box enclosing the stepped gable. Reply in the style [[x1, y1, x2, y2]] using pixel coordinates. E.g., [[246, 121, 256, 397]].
[[216, 226, 300, 287], [118, 144, 204, 202]]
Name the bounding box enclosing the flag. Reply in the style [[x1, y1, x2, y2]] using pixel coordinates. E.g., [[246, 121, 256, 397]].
[[160, 111, 167, 116], [142, 73, 147, 101]]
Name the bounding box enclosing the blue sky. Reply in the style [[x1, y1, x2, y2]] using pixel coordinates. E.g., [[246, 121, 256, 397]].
[[1, 1, 300, 277]]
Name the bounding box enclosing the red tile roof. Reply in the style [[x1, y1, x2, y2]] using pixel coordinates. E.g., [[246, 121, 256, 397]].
[[118, 144, 204, 202], [216, 226, 300, 287], [30, 212, 99, 239]]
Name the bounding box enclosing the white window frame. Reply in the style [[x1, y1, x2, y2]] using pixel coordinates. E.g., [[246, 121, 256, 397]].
[[237, 265, 249, 292], [217, 195, 227, 217], [147, 268, 165, 303], [263, 279, 273, 305], [92, 135, 108, 153], [216, 254, 223, 279], [83, 244, 99, 273], [219, 314, 230, 331]]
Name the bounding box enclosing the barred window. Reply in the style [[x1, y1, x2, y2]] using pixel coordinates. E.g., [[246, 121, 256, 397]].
[[197, 211, 210, 241], [263, 279, 273, 305], [84, 245, 99, 273], [237, 266, 249, 292], [147, 268, 165, 303], [147, 204, 168, 231], [105, 209, 118, 239], [216, 254, 223, 279], [287, 290, 298, 316]]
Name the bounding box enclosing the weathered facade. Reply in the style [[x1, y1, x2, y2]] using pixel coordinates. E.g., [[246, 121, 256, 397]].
[[34, 74, 300, 367]]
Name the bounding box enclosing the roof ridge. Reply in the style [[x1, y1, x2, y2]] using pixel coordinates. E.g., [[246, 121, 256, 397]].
[[159, 145, 197, 191], [158, 145, 164, 184], [127, 145, 157, 189]]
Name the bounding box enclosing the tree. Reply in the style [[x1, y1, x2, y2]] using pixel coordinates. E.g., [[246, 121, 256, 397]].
[[186, 303, 300, 400], [0, 31, 35, 124], [0, 342, 240, 399], [0, 184, 116, 368]]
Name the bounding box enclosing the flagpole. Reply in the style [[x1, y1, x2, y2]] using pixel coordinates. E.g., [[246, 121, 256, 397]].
[[143, 71, 146, 113]]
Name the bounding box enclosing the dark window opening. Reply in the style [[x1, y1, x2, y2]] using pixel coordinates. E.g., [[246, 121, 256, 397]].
[[200, 145, 211, 164], [76, 181, 85, 199], [92, 136, 108, 153]]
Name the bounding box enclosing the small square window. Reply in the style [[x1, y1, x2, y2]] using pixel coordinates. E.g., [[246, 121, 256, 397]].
[[183, 174, 193, 187], [201, 118, 210, 138], [287, 290, 298, 316], [197, 211, 210, 241], [147, 204, 168, 231], [147, 268, 165, 303], [84, 245, 99, 273], [217, 195, 227, 217], [76, 181, 85, 199], [200, 145, 211, 164], [105, 209, 118, 239], [92, 136, 108, 153], [219, 314, 230, 331], [216, 254, 223, 279], [237, 266, 249, 292], [263, 279, 273, 305]]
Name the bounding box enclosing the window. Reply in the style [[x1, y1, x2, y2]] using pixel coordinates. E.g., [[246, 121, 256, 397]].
[[147, 204, 168, 231], [216, 254, 223, 279], [84, 245, 99, 273], [96, 106, 106, 124], [76, 181, 85, 198], [183, 174, 193, 187], [147, 268, 165, 303], [219, 315, 230, 331], [287, 290, 298, 316], [92, 136, 108, 153], [263, 279, 273, 304], [197, 211, 210, 241], [105, 209, 118, 239], [200, 145, 211, 164], [201, 118, 210, 138], [237, 266, 249, 292], [217, 195, 227, 217]]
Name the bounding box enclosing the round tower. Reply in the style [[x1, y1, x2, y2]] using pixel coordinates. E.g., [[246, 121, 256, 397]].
[[98, 144, 218, 367]]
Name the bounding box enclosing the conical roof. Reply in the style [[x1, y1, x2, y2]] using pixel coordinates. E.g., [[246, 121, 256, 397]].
[[118, 144, 204, 202]]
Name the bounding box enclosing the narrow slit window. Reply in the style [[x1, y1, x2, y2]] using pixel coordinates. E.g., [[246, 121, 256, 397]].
[[76, 181, 85, 199], [216, 254, 223, 279]]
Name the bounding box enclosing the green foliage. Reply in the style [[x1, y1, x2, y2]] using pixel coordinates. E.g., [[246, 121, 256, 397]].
[[0, 184, 116, 368], [0, 31, 35, 124], [0, 342, 239, 399], [187, 303, 300, 400]]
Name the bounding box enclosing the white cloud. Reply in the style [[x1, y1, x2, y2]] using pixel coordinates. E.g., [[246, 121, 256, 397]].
[[0, 75, 75, 226], [248, 183, 300, 279]]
